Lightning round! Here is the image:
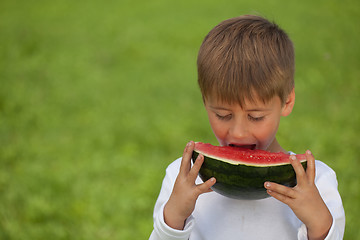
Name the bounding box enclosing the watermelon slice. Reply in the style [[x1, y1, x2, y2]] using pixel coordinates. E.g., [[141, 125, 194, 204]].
[[192, 142, 307, 200]]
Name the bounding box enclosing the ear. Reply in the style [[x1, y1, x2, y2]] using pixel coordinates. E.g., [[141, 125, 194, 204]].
[[281, 88, 295, 117]]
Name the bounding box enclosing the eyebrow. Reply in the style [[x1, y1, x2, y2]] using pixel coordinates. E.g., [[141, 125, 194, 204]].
[[209, 105, 272, 112], [245, 108, 272, 112], [208, 106, 232, 111]]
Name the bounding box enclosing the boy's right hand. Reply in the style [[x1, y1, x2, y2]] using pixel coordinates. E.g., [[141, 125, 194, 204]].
[[164, 141, 216, 230]]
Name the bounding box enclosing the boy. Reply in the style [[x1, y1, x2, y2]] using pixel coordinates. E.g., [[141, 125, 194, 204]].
[[150, 15, 345, 240]]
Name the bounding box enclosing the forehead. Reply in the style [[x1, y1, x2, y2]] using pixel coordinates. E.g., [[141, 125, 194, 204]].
[[203, 79, 284, 107], [204, 94, 282, 110]]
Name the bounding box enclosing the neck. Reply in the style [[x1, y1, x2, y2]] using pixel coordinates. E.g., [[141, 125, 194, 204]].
[[266, 138, 287, 153]]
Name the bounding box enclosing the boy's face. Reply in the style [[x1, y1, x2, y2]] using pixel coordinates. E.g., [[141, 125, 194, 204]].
[[204, 92, 294, 153]]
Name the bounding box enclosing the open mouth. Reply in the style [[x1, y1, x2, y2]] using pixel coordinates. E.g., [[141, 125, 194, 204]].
[[229, 144, 256, 150]]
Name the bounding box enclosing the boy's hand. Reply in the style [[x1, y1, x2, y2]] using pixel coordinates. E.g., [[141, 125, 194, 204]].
[[164, 141, 216, 230], [264, 150, 333, 240], [164, 141, 215, 230]]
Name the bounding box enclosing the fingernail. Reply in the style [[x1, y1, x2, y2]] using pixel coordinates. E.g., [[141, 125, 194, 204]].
[[290, 155, 296, 161], [306, 150, 312, 155], [265, 182, 271, 188], [210, 177, 216, 182], [186, 141, 192, 148]]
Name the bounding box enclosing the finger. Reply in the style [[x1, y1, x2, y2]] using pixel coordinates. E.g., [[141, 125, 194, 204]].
[[179, 141, 194, 176], [305, 150, 316, 182], [266, 188, 292, 205], [264, 181, 296, 199], [290, 155, 307, 184], [196, 177, 216, 196], [188, 154, 204, 182]]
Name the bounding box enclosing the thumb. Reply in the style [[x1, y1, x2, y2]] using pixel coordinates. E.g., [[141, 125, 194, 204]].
[[196, 177, 216, 195]]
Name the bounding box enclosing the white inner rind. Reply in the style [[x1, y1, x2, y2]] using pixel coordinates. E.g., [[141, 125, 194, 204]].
[[195, 150, 307, 167]]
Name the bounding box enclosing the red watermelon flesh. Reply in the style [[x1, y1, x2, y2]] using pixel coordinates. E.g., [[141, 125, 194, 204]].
[[194, 142, 306, 166]]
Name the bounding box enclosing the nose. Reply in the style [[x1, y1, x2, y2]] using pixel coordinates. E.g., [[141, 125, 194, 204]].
[[229, 119, 249, 139]]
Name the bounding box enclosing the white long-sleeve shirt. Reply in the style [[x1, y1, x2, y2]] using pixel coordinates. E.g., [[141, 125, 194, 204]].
[[150, 156, 345, 240]]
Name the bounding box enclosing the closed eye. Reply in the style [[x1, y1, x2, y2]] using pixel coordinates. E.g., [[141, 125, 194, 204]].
[[216, 113, 232, 121], [248, 115, 265, 122]]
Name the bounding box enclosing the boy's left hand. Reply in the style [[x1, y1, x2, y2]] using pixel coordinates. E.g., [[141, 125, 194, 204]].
[[264, 150, 333, 240]]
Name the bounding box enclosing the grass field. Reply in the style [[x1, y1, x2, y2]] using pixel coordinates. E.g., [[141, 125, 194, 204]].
[[0, 0, 359, 239]]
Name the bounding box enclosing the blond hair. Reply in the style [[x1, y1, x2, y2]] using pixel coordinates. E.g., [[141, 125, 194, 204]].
[[197, 15, 295, 106]]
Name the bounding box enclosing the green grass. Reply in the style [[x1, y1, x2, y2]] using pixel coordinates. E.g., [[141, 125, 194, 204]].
[[0, 0, 359, 239]]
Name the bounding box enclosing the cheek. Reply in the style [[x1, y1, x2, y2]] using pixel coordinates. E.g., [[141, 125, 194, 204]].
[[255, 120, 280, 143], [208, 117, 227, 140]]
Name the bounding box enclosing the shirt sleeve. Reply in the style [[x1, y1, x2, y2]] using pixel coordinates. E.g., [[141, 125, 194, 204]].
[[149, 158, 195, 240], [297, 161, 346, 240]]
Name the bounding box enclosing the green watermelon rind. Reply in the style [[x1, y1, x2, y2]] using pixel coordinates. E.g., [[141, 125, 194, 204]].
[[192, 151, 307, 200]]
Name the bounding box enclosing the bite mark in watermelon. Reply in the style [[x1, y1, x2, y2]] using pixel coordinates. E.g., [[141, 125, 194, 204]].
[[192, 142, 307, 200]]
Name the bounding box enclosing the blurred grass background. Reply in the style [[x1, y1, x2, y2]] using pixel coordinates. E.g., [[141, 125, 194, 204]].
[[0, 0, 359, 239]]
